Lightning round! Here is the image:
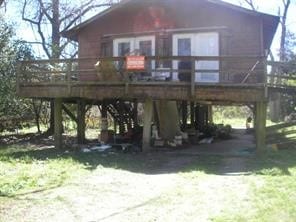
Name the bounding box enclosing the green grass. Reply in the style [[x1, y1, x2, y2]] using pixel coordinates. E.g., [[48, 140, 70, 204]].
[[0, 144, 296, 221], [0, 146, 86, 197], [0, 145, 169, 197], [212, 148, 296, 222]]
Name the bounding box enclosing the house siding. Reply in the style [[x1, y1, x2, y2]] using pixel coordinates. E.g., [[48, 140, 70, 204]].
[[77, 0, 263, 82]]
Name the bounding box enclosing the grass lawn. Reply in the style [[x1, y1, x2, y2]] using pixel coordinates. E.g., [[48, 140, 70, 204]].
[[0, 143, 296, 222]]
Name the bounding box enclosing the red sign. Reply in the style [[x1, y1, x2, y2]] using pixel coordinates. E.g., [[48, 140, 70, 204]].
[[126, 56, 145, 70]]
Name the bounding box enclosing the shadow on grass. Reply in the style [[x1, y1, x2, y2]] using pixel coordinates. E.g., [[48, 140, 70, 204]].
[[1, 145, 296, 176], [0, 146, 222, 175]]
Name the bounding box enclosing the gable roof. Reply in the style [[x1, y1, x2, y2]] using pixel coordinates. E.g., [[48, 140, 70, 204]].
[[62, 0, 279, 48]]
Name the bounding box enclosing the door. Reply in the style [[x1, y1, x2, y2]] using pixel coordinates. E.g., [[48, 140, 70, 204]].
[[173, 32, 219, 83], [172, 34, 194, 81]]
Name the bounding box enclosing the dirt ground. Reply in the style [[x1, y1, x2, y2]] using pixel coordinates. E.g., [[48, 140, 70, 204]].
[[0, 130, 257, 222]]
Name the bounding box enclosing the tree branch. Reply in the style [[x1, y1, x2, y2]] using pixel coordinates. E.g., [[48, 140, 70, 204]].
[[243, 0, 257, 11], [22, 0, 39, 25], [60, 3, 114, 32], [37, 12, 51, 58], [20, 40, 51, 48], [37, 0, 53, 23]]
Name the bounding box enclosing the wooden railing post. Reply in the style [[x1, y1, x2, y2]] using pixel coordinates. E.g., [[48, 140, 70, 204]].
[[191, 57, 196, 97], [263, 56, 268, 84]]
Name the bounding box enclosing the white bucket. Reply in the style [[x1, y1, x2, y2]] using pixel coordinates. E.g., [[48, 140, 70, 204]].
[[174, 135, 182, 146]]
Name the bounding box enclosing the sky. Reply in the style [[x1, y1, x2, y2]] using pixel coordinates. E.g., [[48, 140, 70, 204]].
[[3, 0, 296, 59]]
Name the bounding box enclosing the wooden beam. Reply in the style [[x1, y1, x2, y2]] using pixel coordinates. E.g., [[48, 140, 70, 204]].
[[142, 98, 153, 152], [255, 101, 267, 152], [77, 99, 86, 144], [54, 98, 63, 149]]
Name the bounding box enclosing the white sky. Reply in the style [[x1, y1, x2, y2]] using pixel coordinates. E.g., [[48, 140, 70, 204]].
[[3, 0, 296, 59]]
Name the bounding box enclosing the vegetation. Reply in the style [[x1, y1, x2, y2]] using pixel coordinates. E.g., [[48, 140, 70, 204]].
[[0, 19, 35, 131]]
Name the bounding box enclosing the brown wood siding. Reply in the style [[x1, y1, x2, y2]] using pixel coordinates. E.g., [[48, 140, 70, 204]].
[[77, 0, 263, 82]]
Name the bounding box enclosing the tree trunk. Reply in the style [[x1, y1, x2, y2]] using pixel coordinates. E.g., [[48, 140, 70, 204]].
[[47, 0, 61, 134], [156, 100, 181, 141], [269, 0, 291, 122], [32, 99, 42, 133]]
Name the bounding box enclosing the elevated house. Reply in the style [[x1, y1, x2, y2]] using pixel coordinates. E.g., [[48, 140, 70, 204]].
[[17, 0, 280, 151]]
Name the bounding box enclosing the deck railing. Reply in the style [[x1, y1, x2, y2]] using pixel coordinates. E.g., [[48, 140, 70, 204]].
[[17, 56, 267, 89], [267, 61, 296, 90]]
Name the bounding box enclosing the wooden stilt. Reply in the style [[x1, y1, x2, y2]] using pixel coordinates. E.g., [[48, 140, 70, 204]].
[[77, 99, 86, 144], [190, 102, 195, 126], [54, 98, 63, 149], [208, 105, 213, 124], [101, 100, 108, 131], [101, 101, 107, 118], [118, 100, 125, 134], [255, 101, 267, 152], [194, 104, 199, 130], [181, 101, 187, 129], [133, 99, 138, 127], [142, 98, 153, 152]]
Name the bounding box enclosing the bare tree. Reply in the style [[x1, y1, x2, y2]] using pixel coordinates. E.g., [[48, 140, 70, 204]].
[[21, 0, 118, 134], [0, 0, 6, 10], [242, 0, 257, 11], [279, 0, 291, 62], [22, 0, 117, 59]]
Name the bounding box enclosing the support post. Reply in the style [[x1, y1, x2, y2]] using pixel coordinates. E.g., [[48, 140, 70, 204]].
[[190, 102, 195, 127], [255, 101, 267, 152], [54, 98, 63, 149], [77, 100, 86, 144], [133, 99, 138, 127], [142, 98, 153, 152], [208, 105, 213, 124], [191, 58, 196, 97], [181, 101, 187, 129]]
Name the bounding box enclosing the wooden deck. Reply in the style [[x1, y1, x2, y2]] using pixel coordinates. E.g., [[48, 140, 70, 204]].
[[19, 81, 267, 103], [17, 56, 295, 152], [17, 56, 270, 103]]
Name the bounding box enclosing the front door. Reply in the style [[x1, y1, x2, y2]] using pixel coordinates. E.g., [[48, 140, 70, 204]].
[[173, 32, 219, 83]]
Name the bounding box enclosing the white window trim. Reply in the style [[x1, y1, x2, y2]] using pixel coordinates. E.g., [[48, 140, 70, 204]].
[[172, 32, 220, 83], [113, 36, 155, 56]]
